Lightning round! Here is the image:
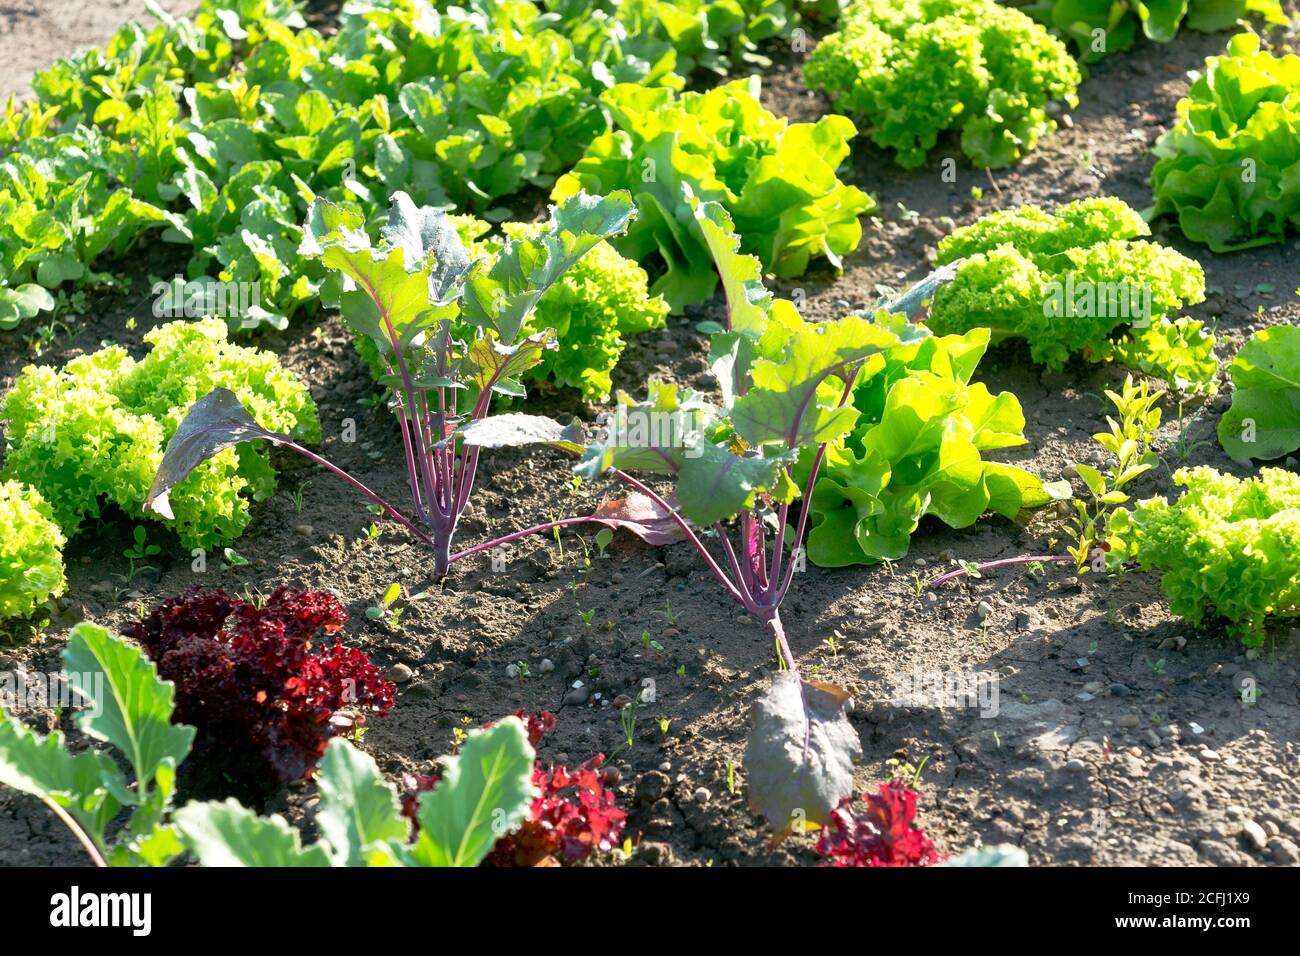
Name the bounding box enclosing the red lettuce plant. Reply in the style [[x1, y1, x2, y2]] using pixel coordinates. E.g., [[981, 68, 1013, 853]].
[[130, 587, 394, 782], [816, 779, 945, 867], [400, 709, 625, 867]]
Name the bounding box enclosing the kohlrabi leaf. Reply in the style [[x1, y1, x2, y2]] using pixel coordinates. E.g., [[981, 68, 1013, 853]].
[[879, 260, 965, 320], [587, 492, 688, 546], [692, 199, 772, 338], [458, 413, 586, 450], [575, 381, 717, 479], [940, 844, 1030, 866], [463, 190, 635, 343], [409, 717, 536, 867], [732, 314, 921, 448], [301, 193, 462, 353], [64, 622, 195, 809], [744, 671, 861, 833], [175, 798, 333, 866], [145, 388, 289, 521], [676, 440, 789, 526], [1218, 325, 1300, 462], [314, 739, 409, 867], [379, 191, 473, 301], [461, 329, 556, 397], [0, 706, 125, 848], [692, 196, 772, 405]]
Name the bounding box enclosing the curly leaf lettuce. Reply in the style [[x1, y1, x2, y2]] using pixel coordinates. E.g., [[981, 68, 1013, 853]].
[[1, 318, 319, 550], [928, 197, 1217, 391], [1109, 466, 1300, 647], [0, 481, 67, 621], [804, 0, 1080, 169]]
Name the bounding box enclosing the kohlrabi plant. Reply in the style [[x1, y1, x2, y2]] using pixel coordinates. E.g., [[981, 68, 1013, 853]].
[[146, 189, 660, 577], [568, 194, 952, 835]]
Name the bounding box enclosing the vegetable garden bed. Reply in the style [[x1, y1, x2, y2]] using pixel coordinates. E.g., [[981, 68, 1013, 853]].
[[0, 0, 1297, 868]]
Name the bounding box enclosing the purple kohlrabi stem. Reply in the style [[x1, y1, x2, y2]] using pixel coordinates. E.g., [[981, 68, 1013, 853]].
[[275, 437, 434, 548], [447, 516, 594, 564], [928, 554, 1074, 588]]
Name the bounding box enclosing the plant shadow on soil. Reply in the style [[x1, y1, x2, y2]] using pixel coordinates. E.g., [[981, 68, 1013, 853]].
[[2, 14, 1299, 866]]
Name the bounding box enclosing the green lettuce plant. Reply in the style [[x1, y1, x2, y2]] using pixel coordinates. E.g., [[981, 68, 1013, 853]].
[[804, 0, 1081, 169], [1108, 466, 1300, 647], [1024, 0, 1289, 63], [1, 318, 319, 550], [1151, 32, 1300, 252], [552, 78, 872, 311], [548, 0, 796, 76], [799, 327, 1061, 566], [927, 197, 1218, 391], [0, 481, 67, 622], [1218, 324, 1300, 461]]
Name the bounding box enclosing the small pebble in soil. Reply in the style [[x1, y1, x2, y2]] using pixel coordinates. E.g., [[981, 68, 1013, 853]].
[[1064, 758, 1088, 773], [1271, 839, 1300, 865], [562, 685, 590, 706], [976, 601, 993, 620], [1109, 682, 1131, 698], [694, 787, 712, 804], [1241, 820, 1269, 852], [538, 658, 554, 674], [659, 761, 671, 772], [384, 664, 413, 684]]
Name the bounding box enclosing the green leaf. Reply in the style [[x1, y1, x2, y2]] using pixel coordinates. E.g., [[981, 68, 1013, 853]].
[[575, 381, 717, 480], [1073, 463, 1107, 499], [458, 413, 585, 451], [461, 329, 555, 397], [1218, 325, 1300, 461], [174, 799, 333, 866], [63, 622, 195, 805], [732, 314, 920, 448], [409, 717, 536, 867], [463, 190, 635, 343], [0, 284, 55, 329], [314, 740, 409, 867], [0, 706, 125, 848], [744, 672, 860, 832], [941, 843, 1029, 866], [676, 440, 788, 526]]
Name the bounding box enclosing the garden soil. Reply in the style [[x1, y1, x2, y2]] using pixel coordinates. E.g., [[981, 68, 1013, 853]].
[[0, 4, 1296, 866]]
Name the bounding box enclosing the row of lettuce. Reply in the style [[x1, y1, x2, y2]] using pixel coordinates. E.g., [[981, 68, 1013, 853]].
[[0, 182, 1293, 867], [0, 0, 1297, 866], [2, 0, 1297, 336], [2, 188, 1297, 637], [0, 197, 1294, 868]]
